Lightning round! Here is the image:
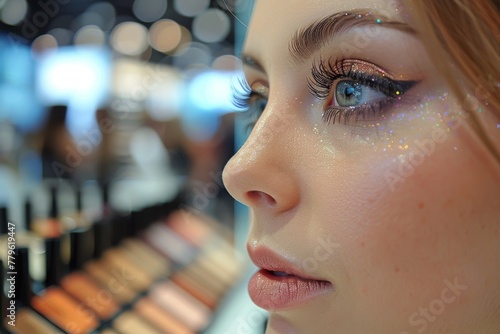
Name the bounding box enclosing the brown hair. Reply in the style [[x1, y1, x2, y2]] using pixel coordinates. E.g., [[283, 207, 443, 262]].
[[409, 0, 500, 160]]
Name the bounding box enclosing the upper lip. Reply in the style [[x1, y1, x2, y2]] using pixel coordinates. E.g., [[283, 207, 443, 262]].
[[247, 244, 330, 282]]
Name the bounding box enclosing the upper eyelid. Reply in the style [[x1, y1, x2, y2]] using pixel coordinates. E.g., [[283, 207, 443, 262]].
[[243, 57, 412, 105], [307, 57, 417, 98], [252, 81, 270, 96], [244, 79, 270, 100]]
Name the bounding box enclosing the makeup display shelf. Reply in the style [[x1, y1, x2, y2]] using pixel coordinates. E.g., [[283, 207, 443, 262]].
[[1, 189, 256, 334]]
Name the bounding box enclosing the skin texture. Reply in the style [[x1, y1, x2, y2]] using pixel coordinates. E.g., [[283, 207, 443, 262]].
[[222, 0, 500, 333]]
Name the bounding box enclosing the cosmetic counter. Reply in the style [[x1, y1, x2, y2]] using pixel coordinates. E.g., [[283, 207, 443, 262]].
[[0, 181, 264, 334]]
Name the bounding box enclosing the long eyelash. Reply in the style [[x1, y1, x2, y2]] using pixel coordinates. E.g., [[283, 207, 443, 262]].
[[308, 57, 351, 99], [308, 57, 417, 125], [322, 99, 395, 125], [308, 57, 415, 100], [230, 78, 263, 133], [231, 77, 252, 110]]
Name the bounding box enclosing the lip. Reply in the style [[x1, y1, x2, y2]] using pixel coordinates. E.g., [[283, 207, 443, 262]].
[[247, 245, 334, 311]]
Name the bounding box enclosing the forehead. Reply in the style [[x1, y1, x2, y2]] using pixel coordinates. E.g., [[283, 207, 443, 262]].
[[244, 0, 408, 67]]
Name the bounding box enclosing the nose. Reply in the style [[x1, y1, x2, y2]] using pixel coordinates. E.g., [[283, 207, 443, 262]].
[[222, 111, 300, 214]]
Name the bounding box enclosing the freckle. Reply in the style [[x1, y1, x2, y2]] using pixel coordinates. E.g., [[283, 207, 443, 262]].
[[360, 242, 365, 248], [394, 266, 400, 273], [418, 202, 425, 209]]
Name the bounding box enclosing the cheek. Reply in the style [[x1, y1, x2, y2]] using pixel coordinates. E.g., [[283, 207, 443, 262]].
[[307, 117, 500, 314], [306, 93, 469, 241], [346, 147, 486, 323]]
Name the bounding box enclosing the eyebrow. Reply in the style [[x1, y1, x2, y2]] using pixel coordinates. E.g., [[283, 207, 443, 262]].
[[242, 9, 414, 72]]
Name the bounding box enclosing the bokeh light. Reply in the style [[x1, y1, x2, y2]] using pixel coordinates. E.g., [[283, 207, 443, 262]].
[[192, 9, 231, 43], [71, 12, 104, 32], [148, 19, 181, 53], [31, 34, 58, 54], [133, 0, 167, 23], [173, 0, 210, 18], [47, 28, 73, 47], [111, 21, 149, 56], [0, 0, 27, 26], [172, 42, 212, 69], [187, 71, 240, 111], [74, 25, 106, 46], [146, 65, 183, 121], [212, 55, 242, 71], [174, 26, 193, 53], [87, 2, 117, 31], [111, 59, 150, 101]]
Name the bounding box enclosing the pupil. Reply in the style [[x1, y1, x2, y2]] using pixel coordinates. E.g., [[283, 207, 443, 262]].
[[345, 86, 356, 97]]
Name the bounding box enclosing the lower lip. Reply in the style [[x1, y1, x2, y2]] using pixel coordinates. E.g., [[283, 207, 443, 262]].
[[248, 269, 334, 310]]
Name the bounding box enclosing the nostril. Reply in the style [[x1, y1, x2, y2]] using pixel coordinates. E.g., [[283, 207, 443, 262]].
[[247, 190, 277, 207]]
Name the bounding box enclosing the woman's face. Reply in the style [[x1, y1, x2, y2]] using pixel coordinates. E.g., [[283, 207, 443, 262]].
[[222, 0, 500, 333]]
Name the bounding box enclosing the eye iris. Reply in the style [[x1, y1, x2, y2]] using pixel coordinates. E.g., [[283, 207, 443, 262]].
[[257, 98, 267, 112], [336, 80, 362, 107]]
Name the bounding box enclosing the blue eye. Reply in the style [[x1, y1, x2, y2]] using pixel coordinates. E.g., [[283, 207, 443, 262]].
[[252, 96, 268, 114], [308, 58, 418, 125], [335, 80, 386, 107], [241, 94, 267, 130]]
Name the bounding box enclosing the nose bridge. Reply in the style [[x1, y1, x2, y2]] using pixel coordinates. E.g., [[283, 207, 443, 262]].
[[223, 103, 300, 213], [246, 107, 293, 159], [235, 98, 297, 170]]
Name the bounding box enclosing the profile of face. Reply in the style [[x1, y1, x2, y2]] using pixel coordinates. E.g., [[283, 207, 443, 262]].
[[222, 0, 500, 333]]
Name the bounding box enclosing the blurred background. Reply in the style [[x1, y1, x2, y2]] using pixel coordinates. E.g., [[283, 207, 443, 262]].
[[0, 0, 264, 333]]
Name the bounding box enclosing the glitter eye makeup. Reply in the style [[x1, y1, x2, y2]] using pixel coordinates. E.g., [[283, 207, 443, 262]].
[[308, 58, 419, 125], [232, 57, 420, 130]]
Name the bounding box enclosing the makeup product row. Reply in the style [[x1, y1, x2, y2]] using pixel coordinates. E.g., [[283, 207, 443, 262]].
[[1, 188, 244, 334]]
